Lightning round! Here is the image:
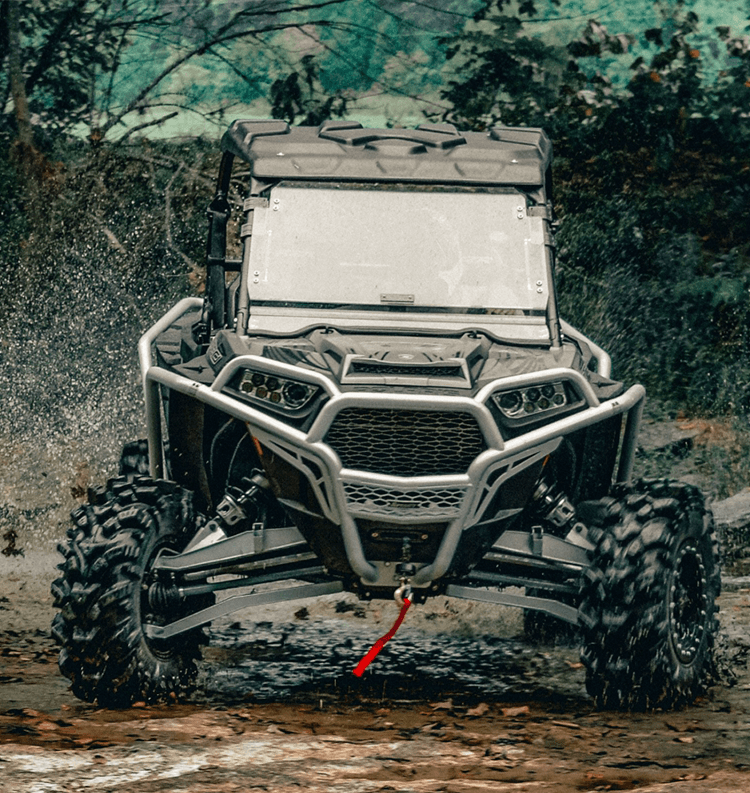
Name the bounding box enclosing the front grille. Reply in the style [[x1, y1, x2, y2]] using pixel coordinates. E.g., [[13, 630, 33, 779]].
[[348, 360, 464, 378], [324, 408, 486, 477], [343, 482, 468, 519]]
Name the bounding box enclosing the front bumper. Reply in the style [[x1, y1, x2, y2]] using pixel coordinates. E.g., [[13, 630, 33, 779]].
[[140, 299, 646, 588]]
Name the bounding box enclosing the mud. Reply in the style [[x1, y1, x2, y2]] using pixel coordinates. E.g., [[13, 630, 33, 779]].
[[3, 552, 750, 791]]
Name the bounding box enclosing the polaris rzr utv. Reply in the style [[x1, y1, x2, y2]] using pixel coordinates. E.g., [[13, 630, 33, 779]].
[[52, 120, 720, 711]]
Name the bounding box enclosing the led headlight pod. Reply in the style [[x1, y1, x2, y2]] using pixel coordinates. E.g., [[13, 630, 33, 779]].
[[236, 369, 319, 411], [492, 381, 568, 419], [282, 380, 314, 408]]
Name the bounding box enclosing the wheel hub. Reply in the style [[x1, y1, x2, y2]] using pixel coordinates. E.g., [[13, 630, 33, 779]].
[[669, 542, 707, 665]]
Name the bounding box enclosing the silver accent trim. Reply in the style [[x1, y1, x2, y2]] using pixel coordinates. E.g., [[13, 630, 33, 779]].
[[143, 581, 344, 640], [340, 355, 472, 389], [139, 306, 645, 587], [139, 297, 204, 478], [342, 481, 469, 522], [490, 529, 591, 568], [474, 367, 600, 408], [307, 392, 504, 448], [463, 440, 560, 527], [560, 319, 612, 379], [617, 389, 645, 482], [154, 526, 308, 573], [446, 584, 580, 625]]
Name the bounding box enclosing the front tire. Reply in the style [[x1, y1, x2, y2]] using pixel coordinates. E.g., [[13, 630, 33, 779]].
[[579, 480, 720, 710], [118, 439, 150, 479], [51, 477, 209, 707]]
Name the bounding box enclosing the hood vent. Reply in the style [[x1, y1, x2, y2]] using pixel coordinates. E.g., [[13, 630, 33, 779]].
[[342, 356, 471, 388]]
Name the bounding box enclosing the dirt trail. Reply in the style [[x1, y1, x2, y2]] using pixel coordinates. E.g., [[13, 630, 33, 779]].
[[3, 552, 750, 791]]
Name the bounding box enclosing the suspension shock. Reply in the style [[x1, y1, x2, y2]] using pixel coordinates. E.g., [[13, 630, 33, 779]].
[[532, 478, 593, 550]]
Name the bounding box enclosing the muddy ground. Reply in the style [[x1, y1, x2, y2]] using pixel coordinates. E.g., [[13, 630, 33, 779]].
[[3, 546, 750, 792], [3, 415, 750, 791]]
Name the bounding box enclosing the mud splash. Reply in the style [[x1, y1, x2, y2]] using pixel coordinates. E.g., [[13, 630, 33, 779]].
[[203, 610, 586, 707]]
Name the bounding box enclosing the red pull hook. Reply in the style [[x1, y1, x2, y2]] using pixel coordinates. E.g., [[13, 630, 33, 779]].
[[352, 590, 412, 678]]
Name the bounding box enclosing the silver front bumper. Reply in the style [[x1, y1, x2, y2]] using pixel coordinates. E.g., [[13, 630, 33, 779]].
[[140, 300, 646, 588]]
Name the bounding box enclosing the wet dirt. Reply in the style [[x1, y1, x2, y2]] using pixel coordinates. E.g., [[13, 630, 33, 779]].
[[3, 554, 750, 791]]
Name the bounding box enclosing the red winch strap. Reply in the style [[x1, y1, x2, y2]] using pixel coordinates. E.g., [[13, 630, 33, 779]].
[[352, 598, 412, 677]]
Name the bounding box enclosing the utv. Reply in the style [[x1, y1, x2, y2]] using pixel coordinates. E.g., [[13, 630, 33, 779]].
[[52, 120, 720, 710]]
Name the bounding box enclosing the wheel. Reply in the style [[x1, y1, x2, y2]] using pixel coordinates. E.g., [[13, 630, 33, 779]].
[[51, 477, 210, 707], [579, 480, 720, 710], [118, 439, 150, 479]]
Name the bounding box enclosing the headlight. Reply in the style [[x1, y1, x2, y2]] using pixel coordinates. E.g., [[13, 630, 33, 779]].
[[489, 381, 585, 435], [492, 382, 568, 419], [232, 368, 320, 412]]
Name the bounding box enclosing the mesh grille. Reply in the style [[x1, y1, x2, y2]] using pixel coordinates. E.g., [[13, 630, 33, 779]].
[[348, 360, 464, 378], [324, 408, 486, 477], [343, 482, 467, 519]]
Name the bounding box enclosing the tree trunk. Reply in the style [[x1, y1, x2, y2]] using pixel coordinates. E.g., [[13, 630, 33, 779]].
[[7, 0, 34, 146]]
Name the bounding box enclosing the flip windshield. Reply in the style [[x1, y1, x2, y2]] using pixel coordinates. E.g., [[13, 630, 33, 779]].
[[245, 184, 552, 336]]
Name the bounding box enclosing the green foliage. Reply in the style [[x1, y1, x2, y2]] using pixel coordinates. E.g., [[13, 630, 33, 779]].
[[556, 194, 750, 415], [437, 1, 750, 420], [437, 0, 750, 157], [2, 0, 749, 436], [0, 143, 28, 315], [0, 140, 212, 329], [439, 2, 569, 129], [697, 416, 750, 500], [2, 0, 369, 144], [0, 0, 156, 142], [270, 54, 350, 125]]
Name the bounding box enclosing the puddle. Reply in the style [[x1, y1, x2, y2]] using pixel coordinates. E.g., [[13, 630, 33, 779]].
[[202, 614, 587, 707]]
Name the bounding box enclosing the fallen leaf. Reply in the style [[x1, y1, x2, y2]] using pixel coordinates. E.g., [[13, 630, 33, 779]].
[[501, 705, 530, 718], [551, 720, 580, 730], [665, 721, 686, 732], [35, 721, 59, 732]]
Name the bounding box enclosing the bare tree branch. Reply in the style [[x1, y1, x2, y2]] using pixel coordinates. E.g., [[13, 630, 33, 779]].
[[116, 110, 179, 142], [25, 0, 89, 94], [102, 22, 140, 120], [99, 1, 352, 137], [295, 22, 450, 113]]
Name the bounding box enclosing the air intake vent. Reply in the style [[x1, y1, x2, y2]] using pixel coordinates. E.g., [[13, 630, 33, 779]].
[[343, 482, 468, 519], [343, 357, 470, 386], [324, 408, 486, 477]]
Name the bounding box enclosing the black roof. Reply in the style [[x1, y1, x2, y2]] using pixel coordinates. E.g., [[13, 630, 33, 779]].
[[221, 120, 552, 188]]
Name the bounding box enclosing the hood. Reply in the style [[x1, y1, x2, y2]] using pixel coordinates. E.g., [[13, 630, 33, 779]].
[[251, 328, 584, 393]]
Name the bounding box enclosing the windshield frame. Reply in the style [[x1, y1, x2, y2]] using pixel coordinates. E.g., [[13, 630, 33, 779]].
[[243, 182, 557, 343]]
